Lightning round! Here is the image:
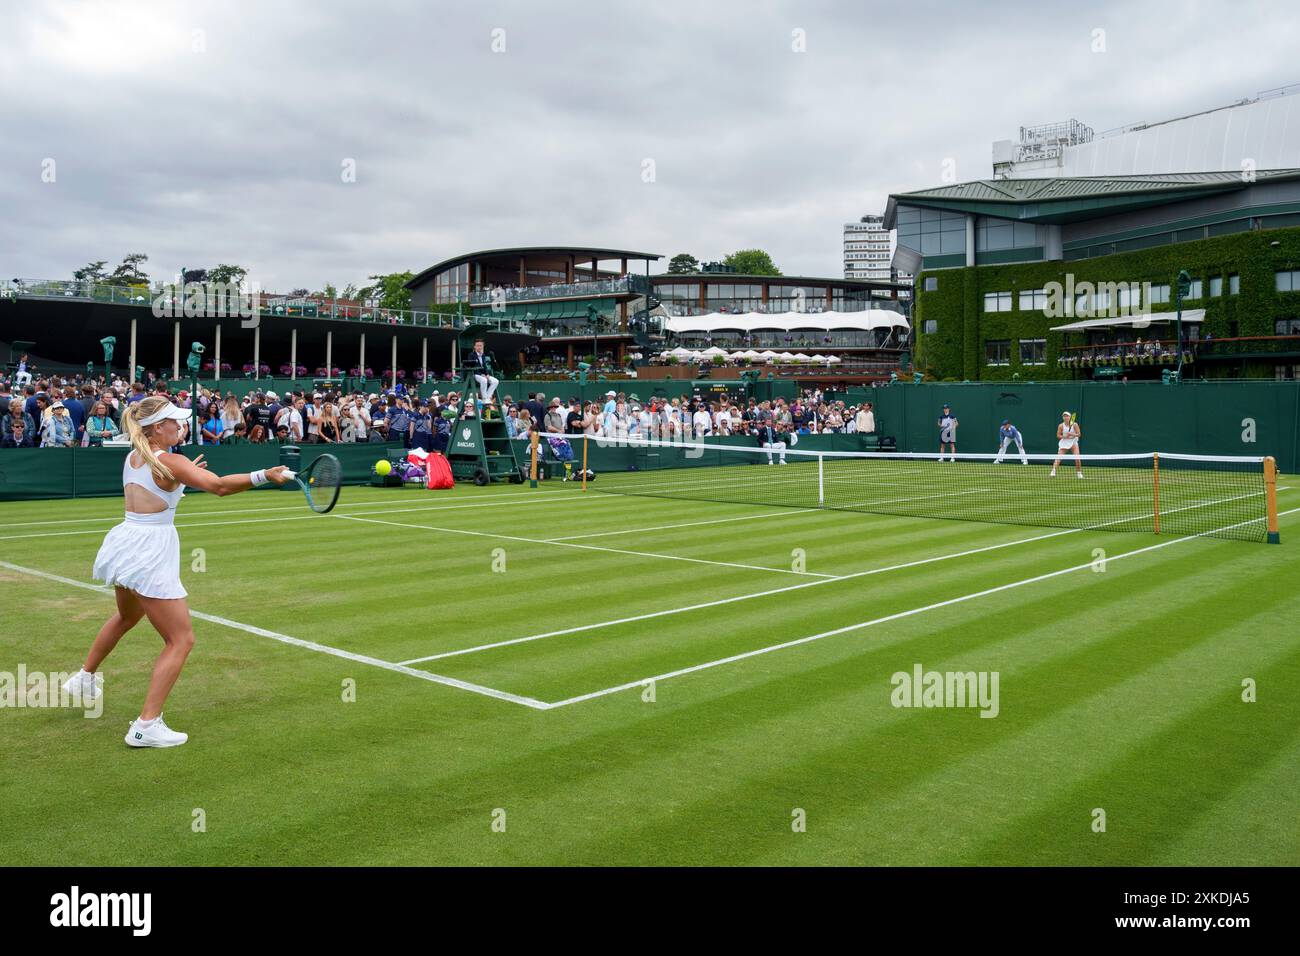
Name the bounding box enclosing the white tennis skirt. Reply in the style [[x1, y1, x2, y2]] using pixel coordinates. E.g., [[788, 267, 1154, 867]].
[[92, 512, 187, 599]]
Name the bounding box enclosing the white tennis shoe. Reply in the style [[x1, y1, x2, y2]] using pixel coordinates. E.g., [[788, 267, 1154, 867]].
[[125, 715, 188, 748], [62, 669, 102, 701]]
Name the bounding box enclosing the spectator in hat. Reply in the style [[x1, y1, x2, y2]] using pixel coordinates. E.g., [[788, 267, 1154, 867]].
[[42, 401, 76, 447], [544, 398, 566, 435], [410, 401, 434, 450]]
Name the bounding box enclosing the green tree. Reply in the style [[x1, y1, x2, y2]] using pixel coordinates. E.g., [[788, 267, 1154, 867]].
[[666, 253, 699, 274], [73, 261, 108, 284], [357, 271, 414, 311], [106, 253, 150, 287], [320, 283, 338, 299], [340, 283, 359, 301], [206, 264, 248, 289], [723, 249, 781, 276]]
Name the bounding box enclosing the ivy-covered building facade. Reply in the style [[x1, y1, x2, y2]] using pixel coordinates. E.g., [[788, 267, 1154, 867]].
[[885, 171, 1300, 380]]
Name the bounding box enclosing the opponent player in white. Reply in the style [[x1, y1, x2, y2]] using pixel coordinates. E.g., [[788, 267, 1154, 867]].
[[61, 395, 291, 747], [937, 404, 958, 462], [994, 419, 1028, 464], [1050, 411, 1083, 478]]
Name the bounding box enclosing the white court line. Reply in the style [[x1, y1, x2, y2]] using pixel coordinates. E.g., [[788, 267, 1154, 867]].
[[400, 487, 1290, 665], [398, 525, 1084, 664], [8, 505, 1292, 713], [0, 559, 549, 710], [0, 486, 622, 530], [542, 505, 1300, 709], [0, 490, 678, 542], [542, 508, 802, 541], [334, 513, 836, 578]]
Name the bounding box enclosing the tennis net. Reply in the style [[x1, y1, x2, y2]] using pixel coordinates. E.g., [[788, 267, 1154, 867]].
[[543, 435, 1281, 543]]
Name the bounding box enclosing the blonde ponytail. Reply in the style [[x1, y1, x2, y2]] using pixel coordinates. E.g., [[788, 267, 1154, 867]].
[[122, 397, 176, 484]]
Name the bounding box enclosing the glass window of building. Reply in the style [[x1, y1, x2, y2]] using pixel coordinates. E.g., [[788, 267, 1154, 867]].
[[985, 339, 1011, 365], [923, 276, 937, 292], [1228, 274, 1240, 295], [923, 319, 938, 334], [983, 291, 1011, 312], [975, 217, 1041, 252], [1019, 339, 1046, 365], [897, 207, 966, 258], [1276, 270, 1299, 292], [1209, 276, 1223, 297], [1149, 283, 1170, 304], [1186, 279, 1203, 299]]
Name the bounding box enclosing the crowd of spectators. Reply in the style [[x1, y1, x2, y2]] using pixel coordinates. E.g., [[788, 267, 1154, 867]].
[[0, 370, 480, 453], [492, 386, 876, 444], [1, 368, 878, 461]]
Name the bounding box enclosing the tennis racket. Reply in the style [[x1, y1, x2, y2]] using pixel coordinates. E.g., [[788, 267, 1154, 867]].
[[283, 453, 341, 513]]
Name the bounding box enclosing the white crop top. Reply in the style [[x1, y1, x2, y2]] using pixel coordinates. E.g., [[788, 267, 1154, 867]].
[[124, 451, 186, 513]]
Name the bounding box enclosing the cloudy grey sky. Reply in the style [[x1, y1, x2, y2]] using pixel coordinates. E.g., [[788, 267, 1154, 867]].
[[1, 0, 1297, 290]]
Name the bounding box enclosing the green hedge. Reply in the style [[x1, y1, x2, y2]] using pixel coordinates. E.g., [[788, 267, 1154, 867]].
[[913, 226, 1300, 381]]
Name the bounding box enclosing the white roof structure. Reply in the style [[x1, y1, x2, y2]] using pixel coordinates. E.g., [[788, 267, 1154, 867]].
[[994, 84, 1300, 179], [1049, 309, 1205, 332], [664, 310, 909, 334]]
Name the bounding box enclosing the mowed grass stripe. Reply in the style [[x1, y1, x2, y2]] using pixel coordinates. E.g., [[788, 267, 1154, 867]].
[[520, 543, 1298, 864], [2, 495, 1296, 865], [395, 519, 1085, 675], [420, 525, 1158, 698], [347, 546, 1254, 864]]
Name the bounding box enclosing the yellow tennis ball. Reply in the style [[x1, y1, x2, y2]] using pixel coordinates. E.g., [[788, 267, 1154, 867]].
[[375, 459, 391, 476]]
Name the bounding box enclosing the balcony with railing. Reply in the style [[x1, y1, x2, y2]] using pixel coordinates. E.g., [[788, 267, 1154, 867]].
[[1057, 338, 1193, 370], [466, 274, 649, 306], [0, 278, 530, 333], [658, 297, 908, 318], [1197, 335, 1300, 359]]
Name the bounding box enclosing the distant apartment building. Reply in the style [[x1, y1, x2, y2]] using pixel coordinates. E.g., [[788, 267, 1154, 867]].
[[843, 215, 892, 282]]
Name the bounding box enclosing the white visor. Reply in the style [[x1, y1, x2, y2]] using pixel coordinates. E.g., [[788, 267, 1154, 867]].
[[138, 402, 191, 426]]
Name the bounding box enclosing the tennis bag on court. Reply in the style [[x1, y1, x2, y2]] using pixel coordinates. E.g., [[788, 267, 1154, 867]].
[[426, 452, 454, 490]]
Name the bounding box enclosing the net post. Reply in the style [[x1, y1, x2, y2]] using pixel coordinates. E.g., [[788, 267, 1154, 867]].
[[1152, 452, 1160, 536], [582, 435, 588, 492], [529, 432, 538, 489], [818, 453, 824, 506], [1265, 456, 1281, 544]]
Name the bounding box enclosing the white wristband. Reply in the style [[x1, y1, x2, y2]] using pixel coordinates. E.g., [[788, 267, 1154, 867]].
[[250, 469, 269, 487]]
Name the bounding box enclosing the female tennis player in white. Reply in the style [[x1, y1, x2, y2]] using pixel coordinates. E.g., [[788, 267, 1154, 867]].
[[1050, 410, 1083, 478], [62, 395, 290, 748]]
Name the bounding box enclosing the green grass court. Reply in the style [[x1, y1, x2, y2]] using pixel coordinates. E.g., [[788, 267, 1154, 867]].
[[2, 472, 1299, 866]]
